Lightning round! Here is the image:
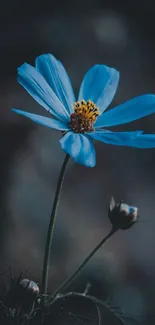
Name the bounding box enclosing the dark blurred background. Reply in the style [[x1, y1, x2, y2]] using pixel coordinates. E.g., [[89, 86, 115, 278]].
[[0, 0, 155, 323]]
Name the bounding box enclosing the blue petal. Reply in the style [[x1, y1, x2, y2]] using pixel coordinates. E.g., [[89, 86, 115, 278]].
[[129, 206, 137, 213], [60, 132, 96, 167], [17, 63, 70, 123], [12, 109, 69, 130], [35, 54, 75, 113], [95, 95, 155, 128], [78, 64, 119, 113], [125, 134, 155, 148], [88, 130, 143, 146]]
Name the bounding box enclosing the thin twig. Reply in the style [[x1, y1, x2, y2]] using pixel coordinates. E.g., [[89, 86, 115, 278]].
[[50, 227, 117, 300], [48, 291, 124, 325], [83, 282, 92, 296]]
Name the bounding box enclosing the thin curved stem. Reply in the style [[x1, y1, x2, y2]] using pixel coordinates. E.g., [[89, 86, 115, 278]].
[[41, 153, 70, 294], [49, 291, 124, 325], [50, 227, 117, 299]]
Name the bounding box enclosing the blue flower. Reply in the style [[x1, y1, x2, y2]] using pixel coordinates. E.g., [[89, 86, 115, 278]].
[[12, 54, 155, 167]]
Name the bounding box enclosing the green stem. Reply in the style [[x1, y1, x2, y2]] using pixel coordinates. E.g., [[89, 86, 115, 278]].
[[49, 291, 124, 325], [41, 153, 70, 294], [51, 226, 117, 299]]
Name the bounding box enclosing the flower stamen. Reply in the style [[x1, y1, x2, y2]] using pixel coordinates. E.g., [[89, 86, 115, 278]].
[[70, 99, 100, 133]]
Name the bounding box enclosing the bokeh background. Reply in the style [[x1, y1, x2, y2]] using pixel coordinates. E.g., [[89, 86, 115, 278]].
[[0, 0, 155, 323]]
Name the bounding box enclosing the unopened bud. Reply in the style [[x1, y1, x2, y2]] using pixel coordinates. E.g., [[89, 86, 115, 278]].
[[108, 197, 138, 230], [19, 279, 40, 297]]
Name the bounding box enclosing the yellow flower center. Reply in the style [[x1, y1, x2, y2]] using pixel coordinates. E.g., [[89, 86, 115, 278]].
[[70, 99, 100, 133]]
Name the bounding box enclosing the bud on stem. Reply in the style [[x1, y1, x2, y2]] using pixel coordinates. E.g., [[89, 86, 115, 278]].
[[108, 196, 138, 230]]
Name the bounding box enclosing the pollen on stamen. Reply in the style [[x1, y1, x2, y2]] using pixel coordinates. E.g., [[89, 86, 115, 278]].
[[70, 99, 100, 133]]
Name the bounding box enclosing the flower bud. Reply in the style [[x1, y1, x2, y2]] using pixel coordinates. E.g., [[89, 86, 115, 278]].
[[108, 196, 138, 230], [19, 278, 40, 297]]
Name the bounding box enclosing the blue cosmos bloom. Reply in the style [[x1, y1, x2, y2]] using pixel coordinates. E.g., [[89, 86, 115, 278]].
[[12, 54, 155, 167]]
